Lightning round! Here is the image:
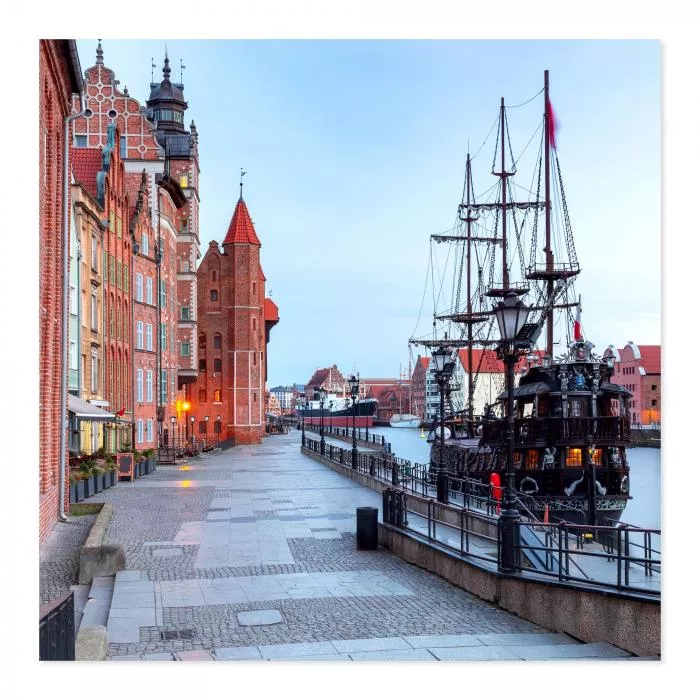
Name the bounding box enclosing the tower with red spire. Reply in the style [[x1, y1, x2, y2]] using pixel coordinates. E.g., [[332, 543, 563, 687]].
[[191, 184, 278, 445]]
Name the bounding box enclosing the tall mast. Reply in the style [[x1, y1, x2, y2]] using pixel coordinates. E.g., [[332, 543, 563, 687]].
[[466, 154, 474, 425], [500, 97, 509, 290], [544, 69, 553, 357]]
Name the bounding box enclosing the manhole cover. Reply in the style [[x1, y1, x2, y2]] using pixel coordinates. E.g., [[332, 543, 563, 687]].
[[160, 629, 197, 641]]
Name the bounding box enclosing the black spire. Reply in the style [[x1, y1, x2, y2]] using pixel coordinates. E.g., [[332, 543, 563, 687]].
[[163, 53, 171, 83], [96, 39, 104, 65]]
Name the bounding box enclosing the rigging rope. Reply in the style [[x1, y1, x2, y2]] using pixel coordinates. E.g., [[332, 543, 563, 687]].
[[505, 87, 544, 109]]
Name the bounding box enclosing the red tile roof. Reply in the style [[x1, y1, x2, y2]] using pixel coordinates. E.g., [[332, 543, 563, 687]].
[[71, 147, 103, 200], [264, 297, 279, 323], [456, 348, 532, 374], [638, 345, 661, 374], [223, 197, 261, 246]]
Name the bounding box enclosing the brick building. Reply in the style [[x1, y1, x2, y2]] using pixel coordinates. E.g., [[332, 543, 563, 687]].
[[613, 342, 661, 426], [304, 365, 347, 398], [39, 39, 83, 542], [189, 195, 278, 445], [72, 43, 198, 447], [411, 356, 429, 420]]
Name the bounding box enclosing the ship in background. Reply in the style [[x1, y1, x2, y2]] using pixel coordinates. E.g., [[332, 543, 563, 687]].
[[299, 394, 378, 428], [410, 71, 633, 525]]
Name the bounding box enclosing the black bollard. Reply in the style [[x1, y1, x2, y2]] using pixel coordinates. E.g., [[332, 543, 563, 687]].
[[356, 507, 378, 550]]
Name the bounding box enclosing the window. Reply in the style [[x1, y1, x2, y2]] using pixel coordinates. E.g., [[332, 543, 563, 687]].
[[70, 284, 77, 315], [146, 419, 153, 443], [136, 369, 143, 402], [136, 419, 144, 444], [181, 260, 190, 272], [161, 325, 166, 351], [91, 236, 98, 270], [179, 174, 188, 188], [181, 342, 191, 357], [199, 335, 206, 350], [161, 369, 168, 405], [120, 135, 127, 158], [74, 134, 87, 148], [199, 389, 207, 402], [171, 370, 175, 404], [90, 349, 98, 393], [109, 256, 115, 284], [116, 261, 122, 289], [565, 448, 582, 467], [135, 273, 143, 302], [252, 317, 256, 330], [136, 321, 143, 349], [146, 323, 153, 351], [181, 306, 191, 320], [210, 289, 218, 302], [116, 305, 121, 340], [199, 359, 207, 371], [160, 280, 167, 308], [214, 390, 222, 402], [253, 393, 257, 403], [69, 341, 77, 370], [214, 420, 222, 435], [651, 384, 657, 391], [213, 359, 221, 373], [569, 398, 588, 417], [214, 334, 221, 350], [589, 448, 603, 466], [141, 232, 149, 256], [146, 370, 153, 403], [212, 270, 216, 282], [651, 399, 657, 407], [199, 421, 207, 434], [525, 450, 539, 470]]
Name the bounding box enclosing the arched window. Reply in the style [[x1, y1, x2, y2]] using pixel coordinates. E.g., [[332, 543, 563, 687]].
[[199, 334, 206, 350], [199, 421, 207, 434], [213, 359, 221, 372], [212, 270, 216, 282], [214, 389, 222, 402], [210, 289, 218, 302], [214, 420, 222, 435], [214, 334, 221, 350]]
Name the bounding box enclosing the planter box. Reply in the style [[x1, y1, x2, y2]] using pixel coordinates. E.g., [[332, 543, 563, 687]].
[[101, 472, 110, 491], [84, 477, 95, 498], [147, 457, 155, 474], [93, 474, 103, 493], [107, 470, 116, 487], [70, 482, 81, 503]]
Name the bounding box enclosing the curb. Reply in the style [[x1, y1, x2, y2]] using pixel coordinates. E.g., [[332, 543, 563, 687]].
[[79, 504, 125, 585]]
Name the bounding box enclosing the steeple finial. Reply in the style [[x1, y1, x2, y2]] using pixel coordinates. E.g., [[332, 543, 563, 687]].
[[239, 169, 247, 199], [163, 45, 171, 82], [180, 59, 186, 84], [96, 39, 104, 65], [151, 57, 156, 82]]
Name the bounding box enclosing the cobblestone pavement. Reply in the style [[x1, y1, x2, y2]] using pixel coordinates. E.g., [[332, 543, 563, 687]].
[[39, 513, 97, 605], [90, 433, 551, 659]]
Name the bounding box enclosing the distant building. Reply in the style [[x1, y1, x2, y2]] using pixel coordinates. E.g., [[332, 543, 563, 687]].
[[304, 365, 347, 397], [269, 385, 295, 411], [612, 342, 661, 426], [411, 356, 429, 420]]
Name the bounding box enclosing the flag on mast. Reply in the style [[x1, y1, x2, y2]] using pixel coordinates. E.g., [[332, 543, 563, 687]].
[[546, 99, 559, 150], [573, 302, 582, 341]]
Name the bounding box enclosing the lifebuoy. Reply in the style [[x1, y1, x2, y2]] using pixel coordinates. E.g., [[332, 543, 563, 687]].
[[489, 472, 502, 513], [520, 476, 539, 495]]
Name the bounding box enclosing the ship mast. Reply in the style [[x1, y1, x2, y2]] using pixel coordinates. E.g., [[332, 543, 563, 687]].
[[544, 69, 553, 357], [500, 97, 509, 291], [465, 154, 475, 424]]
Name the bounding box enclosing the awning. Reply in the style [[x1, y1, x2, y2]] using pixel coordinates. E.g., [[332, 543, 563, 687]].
[[68, 395, 115, 421], [497, 381, 551, 401]]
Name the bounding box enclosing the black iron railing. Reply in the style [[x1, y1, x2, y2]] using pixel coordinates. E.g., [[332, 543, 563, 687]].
[[302, 422, 388, 448], [482, 416, 631, 446], [39, 591, 75, 661]]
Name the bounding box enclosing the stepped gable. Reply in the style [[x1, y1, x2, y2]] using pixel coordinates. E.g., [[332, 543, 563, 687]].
[[223, 197, 261, 246], [71, 147, 103, 200]]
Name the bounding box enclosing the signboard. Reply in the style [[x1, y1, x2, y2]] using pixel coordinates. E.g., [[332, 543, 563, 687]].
[[117, 452, 134, 481]]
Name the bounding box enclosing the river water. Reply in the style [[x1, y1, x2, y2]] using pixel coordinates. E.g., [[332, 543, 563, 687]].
[[371, 426, 661, 530]]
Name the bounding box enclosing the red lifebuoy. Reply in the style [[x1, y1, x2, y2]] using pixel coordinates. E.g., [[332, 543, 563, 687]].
[[489, 472, 502, 514]]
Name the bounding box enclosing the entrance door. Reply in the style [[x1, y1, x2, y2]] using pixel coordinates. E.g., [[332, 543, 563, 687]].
[[163, 428, 169, 446]]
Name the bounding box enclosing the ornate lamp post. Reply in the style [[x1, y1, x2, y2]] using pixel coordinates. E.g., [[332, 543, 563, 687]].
[[432, 346, 454, 504], [348, 374, 360, 469], [318, 387, 327, 456], [493, 291, 531, 573], [204, 415, 209, 447], [299, 397, 307, 441], [182, 400, 190, 446], [190, 415, 195, 446], [216, 415, 221, 447], [170, 415, 176, 447]]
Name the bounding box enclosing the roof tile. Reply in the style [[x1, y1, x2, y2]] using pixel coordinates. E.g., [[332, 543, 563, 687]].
[[223, 197, 261, 246]]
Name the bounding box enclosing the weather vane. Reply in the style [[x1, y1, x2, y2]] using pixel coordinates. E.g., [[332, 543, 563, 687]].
[[240, 169, 247, 199], [151, 57, 156, 82], [180, 59, 186, 83]]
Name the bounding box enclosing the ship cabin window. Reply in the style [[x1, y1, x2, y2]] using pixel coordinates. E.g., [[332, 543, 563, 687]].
[[513, 451, 523, 469], [537, 398, 549, 417], [569, 397, 589, 417], [519, 401, 534, 419], [525, 449, 539, 470], [590, 448, 603, 466], [565, 448, 582, 467]]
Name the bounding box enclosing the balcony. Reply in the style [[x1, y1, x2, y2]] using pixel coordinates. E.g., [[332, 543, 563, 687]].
[[481, 416, 631, 446]]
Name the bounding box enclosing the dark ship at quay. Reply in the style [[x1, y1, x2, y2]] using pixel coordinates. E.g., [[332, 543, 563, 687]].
[[412, 70, 633, 526]]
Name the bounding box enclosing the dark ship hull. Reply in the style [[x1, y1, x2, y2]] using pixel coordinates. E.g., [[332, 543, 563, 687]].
[[299, 400, 377, 428]]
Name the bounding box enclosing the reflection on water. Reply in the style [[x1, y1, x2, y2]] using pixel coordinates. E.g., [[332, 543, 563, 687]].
[[371, 427, 661, 530]]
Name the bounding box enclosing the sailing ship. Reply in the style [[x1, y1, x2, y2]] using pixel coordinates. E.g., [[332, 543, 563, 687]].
[[299, 394, 378, 428], [410, 71, 632, 526]]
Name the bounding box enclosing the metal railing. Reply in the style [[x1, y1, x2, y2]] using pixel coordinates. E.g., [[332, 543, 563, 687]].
[[482, 416, 631, 445], [39, 591, 75, 661], [302, 422, 389, 448], [303, 435, 660, 595]]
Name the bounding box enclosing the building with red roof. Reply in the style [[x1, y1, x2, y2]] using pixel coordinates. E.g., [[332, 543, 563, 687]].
[[613, 342, 661, 425]]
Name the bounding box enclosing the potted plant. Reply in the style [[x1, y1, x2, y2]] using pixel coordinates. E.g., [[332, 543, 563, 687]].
[[81, 462, 95, 498], [142, 448, 155, 474], [91, 465, 104, 493], [105, 456, 117, 487], [69, 473, 82, 503], [132, 450, 143, 477]]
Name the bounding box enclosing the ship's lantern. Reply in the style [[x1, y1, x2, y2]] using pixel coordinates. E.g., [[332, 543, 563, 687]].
[[494, 292, 530, 343]]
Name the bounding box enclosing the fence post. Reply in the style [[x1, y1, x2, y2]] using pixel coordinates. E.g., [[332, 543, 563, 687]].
[[391, 459, 399, 486]]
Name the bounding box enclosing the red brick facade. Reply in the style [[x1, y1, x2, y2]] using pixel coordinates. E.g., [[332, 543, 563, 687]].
[[189, 198, 277, 445], [613, 342, 661, 426], [39, 40, 82, 542]]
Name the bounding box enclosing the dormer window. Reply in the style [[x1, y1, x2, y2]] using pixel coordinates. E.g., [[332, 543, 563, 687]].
[[153, 108, 183, 124]]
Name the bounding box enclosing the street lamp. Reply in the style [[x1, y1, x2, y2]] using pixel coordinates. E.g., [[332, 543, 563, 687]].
[[204, 415, 209, 447], [216, 415, 221, 447], [190, 415, 195, 446], [493, 291, 531, 573], [432, 346, 454, 504], [349, 374, 360, 469], [298, 397, 307, 441], [170, 416, 176, 447], [317, 387, 327, 456]]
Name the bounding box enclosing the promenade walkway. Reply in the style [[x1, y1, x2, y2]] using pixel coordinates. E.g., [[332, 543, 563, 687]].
[[75, 432, 633, 660]]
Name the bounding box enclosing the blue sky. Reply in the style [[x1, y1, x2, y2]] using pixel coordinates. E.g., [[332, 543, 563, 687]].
[[76, 39, 660, 387]]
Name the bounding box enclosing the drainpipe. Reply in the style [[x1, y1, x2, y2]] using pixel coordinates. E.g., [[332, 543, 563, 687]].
[[58, 77, 86, 522]]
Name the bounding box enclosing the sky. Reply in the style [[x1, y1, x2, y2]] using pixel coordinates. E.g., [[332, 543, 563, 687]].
[[74, 39, 660, 387]]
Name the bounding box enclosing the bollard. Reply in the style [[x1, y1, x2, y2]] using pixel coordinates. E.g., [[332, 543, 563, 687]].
[[356, 507, 378, 550]]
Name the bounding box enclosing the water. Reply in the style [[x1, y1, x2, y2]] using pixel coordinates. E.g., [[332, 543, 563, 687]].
[[372, 427, 661, 530]]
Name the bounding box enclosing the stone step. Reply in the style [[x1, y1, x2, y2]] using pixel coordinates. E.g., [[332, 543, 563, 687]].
[[79, 575, 114, 631]]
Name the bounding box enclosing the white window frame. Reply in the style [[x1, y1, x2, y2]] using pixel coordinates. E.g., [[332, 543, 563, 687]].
[[90, 349, 98, 393], [146, 323, 153, 351], [181, 341, 191, 357], [136, 419, 144, 444], [146, 419, 153, 443], [146, 369, 153, 403], [136, 368, 143, 402], [136, 320, 144, 350], [145, 277, 153, 305], [70, 284, 77, 315], [135, 273, 143, 303], [69, 340, 78, 370], [141, 232, 149, 256], [91, 236, 98, 270], [91, 289, 98, 331]]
